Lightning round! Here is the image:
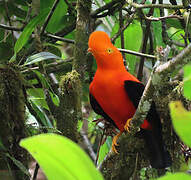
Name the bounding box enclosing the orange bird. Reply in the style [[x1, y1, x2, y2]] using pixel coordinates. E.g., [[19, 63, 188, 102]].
[[88, 31, 171, 168]]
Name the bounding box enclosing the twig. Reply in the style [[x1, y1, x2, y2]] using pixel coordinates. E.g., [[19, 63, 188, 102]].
[[91, 0, 124, 18], [128, 2, 185, 9], [40, 0, 60, 35], [0, 23, 75, 44], [144, 14, 183, 21], [4, 0, 15, 44], [160, 0, 170, 46], [63, 0, 75, 14], [119, 9, 126, 62], [137, 1, 156, 80], [45, 33, 75, 43], [118, 48, 157, 59], [111, 12, 135, 43], [0, 24, 23, 31], [32, 163, 39, 180], [80, 129, 96, 162], [96, 130, 105, 166]]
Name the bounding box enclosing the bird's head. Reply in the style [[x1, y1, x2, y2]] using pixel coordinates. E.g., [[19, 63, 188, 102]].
[[88, 31, 124, 70]]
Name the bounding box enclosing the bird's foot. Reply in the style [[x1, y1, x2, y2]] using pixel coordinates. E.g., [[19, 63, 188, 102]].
[[124, 118, 132, 132], [112, 131, 123, 154]]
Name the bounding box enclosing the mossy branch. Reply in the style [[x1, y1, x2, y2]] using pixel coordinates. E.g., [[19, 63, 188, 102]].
[[131, 43, 191, 134]]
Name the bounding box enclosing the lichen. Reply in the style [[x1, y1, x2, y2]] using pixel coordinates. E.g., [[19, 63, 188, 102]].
[[152, 73, 162, 86], [141, 100, 151, 113]]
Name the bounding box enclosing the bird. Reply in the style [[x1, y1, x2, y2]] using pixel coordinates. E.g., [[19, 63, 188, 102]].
[[88, 31, 172, 169]]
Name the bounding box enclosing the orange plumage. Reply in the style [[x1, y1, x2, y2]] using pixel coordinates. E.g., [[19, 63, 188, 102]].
[[88, 31, 150, 131]]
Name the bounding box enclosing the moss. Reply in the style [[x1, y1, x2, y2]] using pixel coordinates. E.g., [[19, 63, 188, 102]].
[[57, 70, 82, 142], [0, 65, 28, 179]]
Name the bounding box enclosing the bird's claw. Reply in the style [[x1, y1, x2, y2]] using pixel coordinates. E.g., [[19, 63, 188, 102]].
[[112, 136, 119, 154], [124, 118, 132, 132], [111, 131, 123, 154]]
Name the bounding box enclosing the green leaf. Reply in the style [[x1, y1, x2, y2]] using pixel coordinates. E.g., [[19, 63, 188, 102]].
[[6, 153, 31, 177], [169, 101, 191, 147], [27, 88, 49, 110], [32, 70, 60, 107], [157, 172, 191, 180], [25, 52, 62, 65], [20, 133, 104, 180], [98, 136, 111, 165], [14, 9, 49, 54], [40, 0, 68, 33], [184, 65, 191, 100], [29, 99, 53, 128], [49, 91, 60, 107]]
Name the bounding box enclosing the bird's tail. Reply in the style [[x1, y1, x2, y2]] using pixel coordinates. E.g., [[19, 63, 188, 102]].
[[138, 102, 172, 169], [140, 129, 172, 169]]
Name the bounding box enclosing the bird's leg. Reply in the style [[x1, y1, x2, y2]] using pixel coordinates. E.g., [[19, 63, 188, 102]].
[[124, 118, 132, 132], [112, 131, 123, 154], [92, 118, 105, 125]]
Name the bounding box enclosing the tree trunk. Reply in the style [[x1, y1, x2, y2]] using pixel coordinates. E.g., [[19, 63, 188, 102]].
[[0, 65, 29, 180]]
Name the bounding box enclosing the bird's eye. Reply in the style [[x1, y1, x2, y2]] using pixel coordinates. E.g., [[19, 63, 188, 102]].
[[106, 48, 113, 54]]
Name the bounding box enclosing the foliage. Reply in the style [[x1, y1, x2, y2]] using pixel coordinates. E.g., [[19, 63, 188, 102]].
[[0, 0, 190, 179], [169, 101, 191, 148], [165, 65, 191, 179]]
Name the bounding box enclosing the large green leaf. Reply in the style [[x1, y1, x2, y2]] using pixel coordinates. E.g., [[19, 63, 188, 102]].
[[157, 172, 191, 180], [14, 9, 49, 54], [20, 133, 104, 180], [184, 65, 191, 100], [169, 101, 191, 147]]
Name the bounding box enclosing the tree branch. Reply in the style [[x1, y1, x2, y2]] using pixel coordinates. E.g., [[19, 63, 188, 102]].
[[131, 43, 191, 133]]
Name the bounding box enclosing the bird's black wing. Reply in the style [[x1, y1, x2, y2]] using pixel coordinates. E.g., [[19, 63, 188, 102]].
[[89, 93, 117, 128], [124, 80, 145, 108]]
